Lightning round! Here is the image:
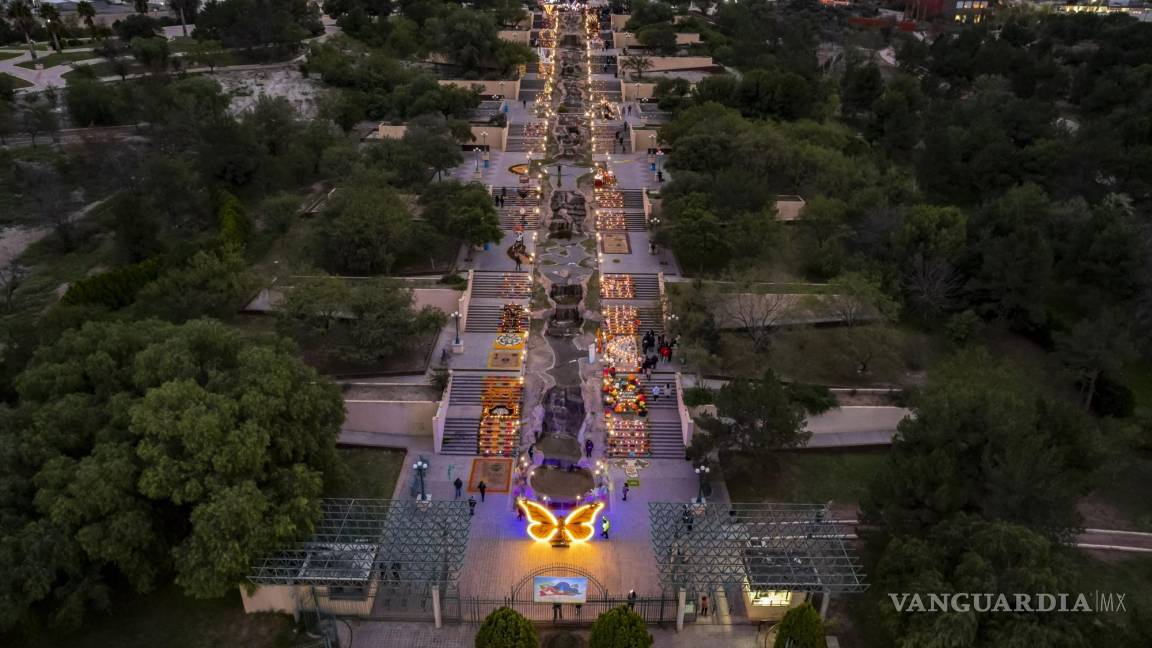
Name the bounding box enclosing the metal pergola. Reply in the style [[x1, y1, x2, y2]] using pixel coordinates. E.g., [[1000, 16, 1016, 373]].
[[249, 499, 472, 587], [648, 502, 867, 594]]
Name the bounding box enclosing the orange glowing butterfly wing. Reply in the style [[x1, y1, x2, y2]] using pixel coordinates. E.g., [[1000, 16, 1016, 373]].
[[561, 502, 605, 544], [519, 499, 561, 543]]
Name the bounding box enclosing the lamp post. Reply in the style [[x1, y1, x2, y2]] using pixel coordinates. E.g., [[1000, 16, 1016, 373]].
[[452, 310, 461, 345], [694, 465, 711, 503], [414, 458, 429, 500]]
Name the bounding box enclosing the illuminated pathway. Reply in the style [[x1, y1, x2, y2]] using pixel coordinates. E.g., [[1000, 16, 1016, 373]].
[[444, 4, 711, 618]]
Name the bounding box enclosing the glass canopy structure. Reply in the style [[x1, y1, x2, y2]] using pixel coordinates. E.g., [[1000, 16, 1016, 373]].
[[249, 498, 472, 587], [648, 502, 867, 595]]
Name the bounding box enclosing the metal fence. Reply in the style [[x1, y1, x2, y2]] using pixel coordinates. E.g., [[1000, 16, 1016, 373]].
[[307, 585, 679, 626], [448, 594, 678, 625]]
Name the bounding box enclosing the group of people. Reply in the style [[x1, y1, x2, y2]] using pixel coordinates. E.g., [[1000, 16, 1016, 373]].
[[641, 330, 678, 366], [454, 478, 488, 516]]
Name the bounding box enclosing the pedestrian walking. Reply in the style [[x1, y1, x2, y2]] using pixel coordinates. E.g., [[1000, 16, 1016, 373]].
[[622, 483, 629, 501], [657, 169, 664, 182], [600, 516, 610, 539], [584, 438, 594, 458], [700, 595, 709, 616], [523, 99, 527, 108], [478, 480, 487, 502], [651, 384, 662, 400], [468, 496, 477, 516], [494, 195, 499, 206], [552, 603, 562, 620], [627, 590, 637, 610], [453, 477, 463, 499], [528, 444, 535, 462], [660, 344, 671, 362]]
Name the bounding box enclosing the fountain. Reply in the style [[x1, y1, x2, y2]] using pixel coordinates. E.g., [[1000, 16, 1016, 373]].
[[550, 283, 583, 305], [548, 305, 583, 337]]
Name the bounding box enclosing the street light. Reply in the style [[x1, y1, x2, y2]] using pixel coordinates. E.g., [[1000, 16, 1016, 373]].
[[694, 465, 711, 503], [413, 458, 430, 500], [452, 310, 461, 345]]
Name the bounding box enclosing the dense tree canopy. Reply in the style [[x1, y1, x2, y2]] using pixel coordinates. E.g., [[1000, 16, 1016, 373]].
[[0, 319, 343, 634]]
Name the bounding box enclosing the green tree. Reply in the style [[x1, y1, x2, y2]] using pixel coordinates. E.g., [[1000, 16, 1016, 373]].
[[475, 606, 537, 648], [1054, 313, 1136, 412], [186, 38, 224, 72], [37, 3, 63, 53], [692, 370, 810, 475], [134, 245, 257, 322], [131, 37, 171, 75], [841, 61, 883, 118], [6, 0, 39, 63], [966, 184, 1055, 326], [318, 177, 414, 275], [76, 1, 98, 40], [171, 0, 202, 37], [865, 350, 1099, 537], [874, 515, 1088, 647], [589, 606, 653, 648], [637, 23, 677, 56], [419, 182, 502, 257], [621, 54, 653, 80], [0, 319, 343, 632], [774, 603, 826, 648], [195, 0, 322, 50], [403, 114, 466, 182]]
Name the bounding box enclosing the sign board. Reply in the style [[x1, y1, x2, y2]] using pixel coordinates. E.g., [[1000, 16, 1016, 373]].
[[533, 576, 588, 603], [626, 479, 640, 487]]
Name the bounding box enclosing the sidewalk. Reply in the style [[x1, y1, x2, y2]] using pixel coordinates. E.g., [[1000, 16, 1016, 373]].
[[348, 619, 765, 648]]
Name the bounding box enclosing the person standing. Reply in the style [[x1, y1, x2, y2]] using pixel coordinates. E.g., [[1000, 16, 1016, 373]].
[[478, 480, 487, 502], [552, 603, 562, 621], [528, 444, 535, 462], [622, 483, 629, 501], [584, 438, 594, 458], [600, 516, 610, 539], [454, 477, 463, 499], [700, 595, 709, 616], [627, 589, 637, 610], [468, 496, 477, 516]]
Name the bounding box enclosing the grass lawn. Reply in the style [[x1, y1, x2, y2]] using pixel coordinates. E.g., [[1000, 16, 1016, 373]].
[[725, 449, 888, 506], [21, 586, 307, 648], [0, 72, 32, 89], [15, 50, 99, 69], [0, 50, 21, 61], [327, 446, 407, 499]]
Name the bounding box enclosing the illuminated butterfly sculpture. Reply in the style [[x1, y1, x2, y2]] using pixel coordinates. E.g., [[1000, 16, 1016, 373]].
[[518, 499, 605, 547]]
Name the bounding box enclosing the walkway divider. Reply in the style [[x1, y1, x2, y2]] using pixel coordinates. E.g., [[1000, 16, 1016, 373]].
[[433, 372, 453, 453], [675, 372, 693, 448]]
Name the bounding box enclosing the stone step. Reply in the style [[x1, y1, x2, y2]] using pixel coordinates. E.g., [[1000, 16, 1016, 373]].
[[601, 273, 661, 300], [471, 272, 532, 299], [465, 303, 531, 333]]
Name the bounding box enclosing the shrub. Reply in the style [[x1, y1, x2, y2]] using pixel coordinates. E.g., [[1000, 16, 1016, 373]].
[[589, 606, 651, 648], [476, 607, 537, 648], [682, 386, 714, 406], [61, 258, 162, 309], [773, 603, 826, 648], [784, 383, 836, 415]]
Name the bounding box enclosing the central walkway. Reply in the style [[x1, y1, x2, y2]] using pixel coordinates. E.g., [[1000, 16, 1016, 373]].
[[405, 2, 720, 627]]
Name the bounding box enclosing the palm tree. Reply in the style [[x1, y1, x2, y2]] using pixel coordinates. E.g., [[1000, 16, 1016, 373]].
[[37, 3, 63, 53], [169, 0, 201, 38], [5, 0, 39, 63], [621, 54, 652, 80], [76, 1, 98, 41]]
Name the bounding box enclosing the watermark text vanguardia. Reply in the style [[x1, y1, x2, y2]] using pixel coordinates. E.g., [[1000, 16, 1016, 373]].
[[889, 592, 1127, 613]]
